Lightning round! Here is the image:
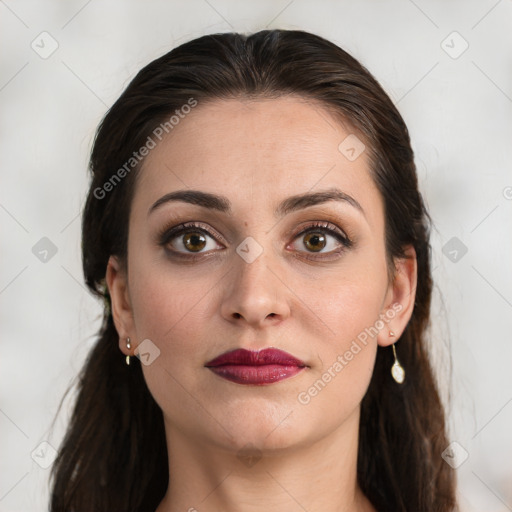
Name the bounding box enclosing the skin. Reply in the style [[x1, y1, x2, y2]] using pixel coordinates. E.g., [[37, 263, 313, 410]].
[[106, 96, 417, 512]]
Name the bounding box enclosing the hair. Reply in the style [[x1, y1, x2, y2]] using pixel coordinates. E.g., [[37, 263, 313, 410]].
[[50, 29, 457, 512]]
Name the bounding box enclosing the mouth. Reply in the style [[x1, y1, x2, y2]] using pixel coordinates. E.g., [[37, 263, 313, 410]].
[[205, 348, 308, 385]]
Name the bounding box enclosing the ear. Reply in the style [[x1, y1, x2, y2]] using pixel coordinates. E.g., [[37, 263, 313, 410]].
[[377, 245, 418, 348], [105, 255, 135, 357]]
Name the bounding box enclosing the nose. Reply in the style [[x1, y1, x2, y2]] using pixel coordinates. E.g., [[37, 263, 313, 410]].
[[220, 248, 291, 329]]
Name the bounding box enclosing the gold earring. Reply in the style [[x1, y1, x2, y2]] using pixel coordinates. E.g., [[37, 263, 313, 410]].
[[389, 332, 405, 384], [126, 337, 131, 366]]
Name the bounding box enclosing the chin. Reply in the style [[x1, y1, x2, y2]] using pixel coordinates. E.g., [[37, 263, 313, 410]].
[[205, 403, 320, 456]]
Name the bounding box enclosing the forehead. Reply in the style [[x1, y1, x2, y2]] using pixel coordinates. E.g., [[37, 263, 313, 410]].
[[133, 96, 383, 228]]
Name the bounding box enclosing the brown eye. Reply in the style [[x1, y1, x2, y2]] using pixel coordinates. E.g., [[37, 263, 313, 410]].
[[289, 221, 352, 258], [302, 231, 327, 252], [159, 222, 224, 256], [182, 232, 207, 252]]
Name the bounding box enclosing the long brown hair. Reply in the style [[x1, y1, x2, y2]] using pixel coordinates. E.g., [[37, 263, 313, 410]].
[[50, 29, 457, 511]]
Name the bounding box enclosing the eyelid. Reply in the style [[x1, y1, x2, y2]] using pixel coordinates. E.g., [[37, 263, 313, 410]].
[[292, 220, 350, 243]]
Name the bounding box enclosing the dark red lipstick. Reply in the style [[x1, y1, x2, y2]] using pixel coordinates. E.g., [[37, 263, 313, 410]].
[[205, 348, 307, 385]]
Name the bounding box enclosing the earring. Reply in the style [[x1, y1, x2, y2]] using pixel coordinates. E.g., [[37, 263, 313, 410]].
[[389, 332, 405, 384], [125, 337, 131, 366]]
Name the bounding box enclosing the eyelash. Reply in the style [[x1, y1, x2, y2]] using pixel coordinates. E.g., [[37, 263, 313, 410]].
[[157, 220, 353, 262]]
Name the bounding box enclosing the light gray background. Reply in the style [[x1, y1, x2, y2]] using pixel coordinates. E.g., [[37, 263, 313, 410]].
[[1, 1, 511, 510]]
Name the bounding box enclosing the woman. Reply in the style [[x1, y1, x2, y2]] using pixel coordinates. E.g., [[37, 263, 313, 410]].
[[50, 29, 457, 511]]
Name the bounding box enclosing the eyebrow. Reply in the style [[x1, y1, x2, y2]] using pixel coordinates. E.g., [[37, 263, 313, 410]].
[[148, 187, 366, 219]]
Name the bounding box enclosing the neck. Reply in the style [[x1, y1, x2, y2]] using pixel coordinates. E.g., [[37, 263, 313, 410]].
[[155, 407, 376, 512]]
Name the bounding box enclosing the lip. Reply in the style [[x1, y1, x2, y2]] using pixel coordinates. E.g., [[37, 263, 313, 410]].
[[205, 348, 307, 385]]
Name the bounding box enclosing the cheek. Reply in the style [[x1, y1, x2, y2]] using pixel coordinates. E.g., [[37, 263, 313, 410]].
[[127, 259, 217, 434], [302, 283, 384, 384], [292, 258, 389, 415], [128, 258, 210, 354], [297, 248, 389, 346]]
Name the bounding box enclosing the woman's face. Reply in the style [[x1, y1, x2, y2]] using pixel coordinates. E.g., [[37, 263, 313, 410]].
[[108, 96, 416, 454]]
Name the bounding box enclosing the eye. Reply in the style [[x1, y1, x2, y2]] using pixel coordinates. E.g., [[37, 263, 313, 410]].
[[289, 221, 352, 258], [158, 220, 352, 261], [158, 221, 224, 257]]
